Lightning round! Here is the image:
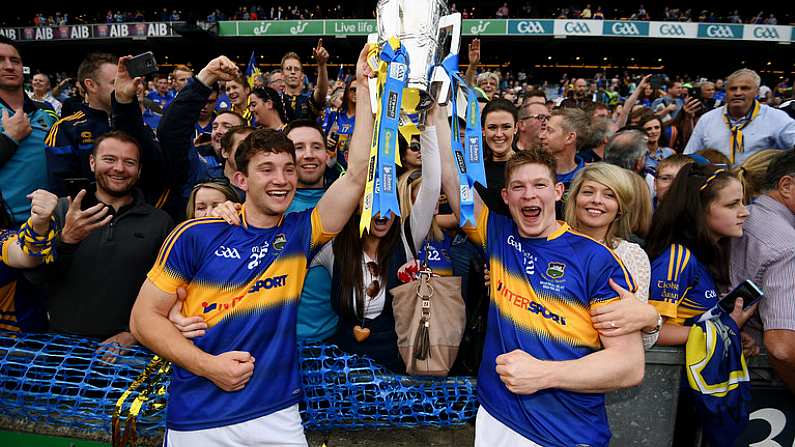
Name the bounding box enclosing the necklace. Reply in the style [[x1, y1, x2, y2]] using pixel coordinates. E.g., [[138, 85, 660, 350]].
[[353, 259, 380, 343]]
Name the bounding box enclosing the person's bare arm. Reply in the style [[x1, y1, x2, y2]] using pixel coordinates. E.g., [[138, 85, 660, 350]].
[[497, 282, 645, 394], [616, 74, 651, 129], [312, 39, 330, 109], [764, 330, 795, 393], [130, 280, 255, 392], [315, 45, 374, 234], [496, 330, 644, 394], [431, 104, 483, 225], [464, 39, 480, 86]]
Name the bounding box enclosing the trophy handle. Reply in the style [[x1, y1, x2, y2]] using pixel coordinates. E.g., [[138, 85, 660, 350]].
[[367, 33, 380, 114], [432, 13, 462, 105]]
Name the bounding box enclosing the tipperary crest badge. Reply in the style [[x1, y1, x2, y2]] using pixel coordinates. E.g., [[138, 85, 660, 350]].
[[546, 262, 566, 280], [273, 234, 287, 251]]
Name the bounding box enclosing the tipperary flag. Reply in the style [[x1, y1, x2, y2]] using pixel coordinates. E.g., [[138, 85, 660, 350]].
[[685, 312, 751, 446], [245, 51, 261, 89]]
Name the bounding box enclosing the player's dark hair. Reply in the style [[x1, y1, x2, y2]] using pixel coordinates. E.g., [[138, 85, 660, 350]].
[[235, 128, 296, 175]]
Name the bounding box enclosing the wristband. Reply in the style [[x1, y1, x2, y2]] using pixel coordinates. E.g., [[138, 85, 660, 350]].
[[17, 216, 58, 264]]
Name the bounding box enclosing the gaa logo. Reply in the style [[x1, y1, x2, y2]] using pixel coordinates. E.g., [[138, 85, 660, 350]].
[[611, 22, 640, 35], [706, 25, 736, 38], [659, 24, 686, 36], [564, 22, 591, 34], [516, 21, 545, 34], [752, 27, 779, 39], [389, 63, 407, 82]]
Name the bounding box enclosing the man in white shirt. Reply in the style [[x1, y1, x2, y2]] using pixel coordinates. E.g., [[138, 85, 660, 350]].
[[684, 69, 795, 165]]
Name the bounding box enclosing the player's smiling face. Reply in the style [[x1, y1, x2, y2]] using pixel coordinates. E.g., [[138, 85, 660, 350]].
[[501, 163, 563, 238], [237, 151, 297, 216]]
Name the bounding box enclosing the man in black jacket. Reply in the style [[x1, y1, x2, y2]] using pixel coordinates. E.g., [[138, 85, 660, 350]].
[[28, 131, 173, 345]]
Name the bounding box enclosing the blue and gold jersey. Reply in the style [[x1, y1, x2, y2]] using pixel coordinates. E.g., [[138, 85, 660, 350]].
[[0, 231, 46, 332], [649, 244, 718, 326], [465, 208, 635, 447], [418, 235, 454, 277], [147, 207, 335, 431]]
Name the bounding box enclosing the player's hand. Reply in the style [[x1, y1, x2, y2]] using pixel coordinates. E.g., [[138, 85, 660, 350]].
[[313, 39, 329, 67], [591, 279, 658, 336], [168, 286, 207, 339], [204, 351, 256, 392], [495, 349, 551, 395], [61, 190, 113, 244], [210, 201, 242, 226], [26, 189, 58, 234], [1, 108, 32, 142]]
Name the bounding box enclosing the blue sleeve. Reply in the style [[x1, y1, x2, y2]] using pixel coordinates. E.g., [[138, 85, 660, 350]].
[[589, 247, 635, 307]]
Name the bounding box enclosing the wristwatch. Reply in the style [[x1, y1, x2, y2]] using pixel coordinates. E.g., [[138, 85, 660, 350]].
[[642, 312, 663, 335]]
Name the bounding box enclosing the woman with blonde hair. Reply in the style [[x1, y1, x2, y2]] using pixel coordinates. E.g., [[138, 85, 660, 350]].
[[185, 180, 241, 219], [734, 149, 782, 204], [564, 163, 661, 348]]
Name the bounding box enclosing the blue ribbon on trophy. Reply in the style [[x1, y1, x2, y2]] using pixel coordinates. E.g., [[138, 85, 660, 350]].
[[372, 40, 409, 224], [441, 54, 485, 226]]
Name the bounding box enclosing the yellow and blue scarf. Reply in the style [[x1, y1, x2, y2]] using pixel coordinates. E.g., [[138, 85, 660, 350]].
[[723, 100, 761, 165]]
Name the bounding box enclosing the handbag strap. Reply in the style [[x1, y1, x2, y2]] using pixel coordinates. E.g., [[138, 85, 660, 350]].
[[403, 217, 433, 272]]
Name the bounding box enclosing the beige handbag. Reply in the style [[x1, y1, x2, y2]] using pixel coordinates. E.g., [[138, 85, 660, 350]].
[[390, 266, 466, 376]]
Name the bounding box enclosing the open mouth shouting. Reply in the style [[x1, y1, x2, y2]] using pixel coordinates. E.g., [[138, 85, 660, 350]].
[[521, 206, 542, 220]]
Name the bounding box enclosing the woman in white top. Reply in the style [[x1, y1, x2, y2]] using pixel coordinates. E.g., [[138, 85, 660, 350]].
[[564, 163, 662, 348]]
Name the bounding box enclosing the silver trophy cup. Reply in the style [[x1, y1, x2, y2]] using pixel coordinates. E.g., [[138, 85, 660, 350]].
[[372, 0, 461, 112]]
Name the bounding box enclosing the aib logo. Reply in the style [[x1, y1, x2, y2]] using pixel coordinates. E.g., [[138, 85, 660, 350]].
[[752, 27, 780, 39], [659, 24, 686, 36], [705, 25, 736, 38], [564, 22, 591, 34], [611, 22, 640, 35]]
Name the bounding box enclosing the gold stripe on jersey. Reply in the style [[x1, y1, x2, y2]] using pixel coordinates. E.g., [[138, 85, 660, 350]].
[[45, 111, 85, 146], [180, 254, 308, 328], [490, 259, 615, 350], [150, 218, 227, 291]]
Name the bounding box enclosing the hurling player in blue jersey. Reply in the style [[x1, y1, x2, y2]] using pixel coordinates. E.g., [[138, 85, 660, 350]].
[[129, 45, 374, 447], [434, 103, 645, 447]]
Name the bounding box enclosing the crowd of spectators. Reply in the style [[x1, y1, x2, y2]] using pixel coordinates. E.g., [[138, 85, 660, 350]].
[[1, 22, 794, 446], [6, 4, 792, 27]]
